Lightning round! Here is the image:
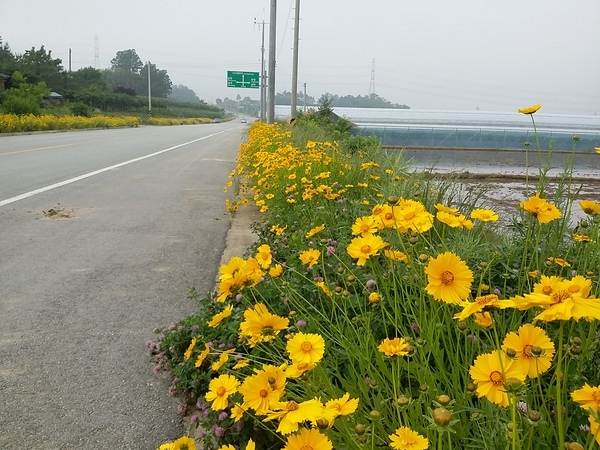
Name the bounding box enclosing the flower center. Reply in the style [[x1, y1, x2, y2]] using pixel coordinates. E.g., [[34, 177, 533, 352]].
[[297, 363, 308, 370], [440, 271, 455, 285], [568, 285, 580, 293], [361, 245, 372, 254], [489, 371, 504, 385], [592, 392, 600, 404], [301, 341, 313, 352], [476, 294, 498, 305], [286, 401, 299, 411], [523, 344, 533, 358], [384, 213, 393, 221], [300, 446, 314, 450], [541, 286, 553, 295], [259, 389, 269, 398], [217, 387, 227, 396], [551, 290, 571, 304]]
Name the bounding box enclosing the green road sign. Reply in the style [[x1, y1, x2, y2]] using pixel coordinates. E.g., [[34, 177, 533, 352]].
[[227, 71, 260, 89]]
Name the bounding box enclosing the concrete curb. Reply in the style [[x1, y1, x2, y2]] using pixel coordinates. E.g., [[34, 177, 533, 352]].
[[218, 205, 262, 267]]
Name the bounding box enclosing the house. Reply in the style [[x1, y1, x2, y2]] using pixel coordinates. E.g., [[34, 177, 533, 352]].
[[0, 72, 9, 90], [43, 91, 63, 106]]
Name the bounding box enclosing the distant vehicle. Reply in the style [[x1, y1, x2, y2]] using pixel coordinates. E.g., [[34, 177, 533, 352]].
[[213, 118, 221, 123], [240, 118, 247, 123]]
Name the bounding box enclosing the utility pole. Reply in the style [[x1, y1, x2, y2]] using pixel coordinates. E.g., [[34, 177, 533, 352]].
[[255, 18, 267, 122], [68, 48, 72, 72], [147, 62, 152, 116], [267, 0, 277, 124], [290, 0, 300, 122]]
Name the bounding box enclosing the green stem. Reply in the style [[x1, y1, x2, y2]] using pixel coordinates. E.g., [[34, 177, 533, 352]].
[[511, 395, 519, 450], [556, 321, 565, 448]]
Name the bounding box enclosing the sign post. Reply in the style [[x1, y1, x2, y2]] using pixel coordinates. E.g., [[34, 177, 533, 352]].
[[227, 71, 260, 89]]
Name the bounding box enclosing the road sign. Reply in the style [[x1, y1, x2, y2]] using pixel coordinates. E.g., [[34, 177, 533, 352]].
[[227, 71, 260, 89]]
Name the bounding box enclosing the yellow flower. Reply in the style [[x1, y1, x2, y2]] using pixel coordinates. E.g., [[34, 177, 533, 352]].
[[316, 281, 332, 297], [245, 440, 255, 450], [299, 248, 321, 268], [383, 249, 408, 262], [469, 350, 526, 407], [434, 203, 459, 215], [194, 344, 211, 368], [425, 252, 474, 304], [205, 374, 239, 411], [269, 263, 283, 277], [239, 303, 289, 347], [324, 393, 359, 420], [255, 244, 273, 269], [518, 103, 541, 114], [271, 224, 287, 235], [470, 208, 499, 222], [436, 211, 463, 228], [184, 337, 196, 361], [211, 349, 235, 371], [589, 415, 600, 446], [453, 294, 515, 321], [388, 426, 429, 450], [351, 215, 379, 236], [394, 199, 434, 233], [579, 200, 600, 215], [172, 436, 196, 450], [282, 428, 333, 450], [265, 399, 325, 435], [233, 359, 249, 370], [207, 303, 234, 328], [573, 233, 592, 242], [596, 147, 600, 155], [218, 445, 235, 450], [571, 383, 600, 413], [378, 337, 410, 357], [238, 372, 282, 414], [230, 403, 245, 422], [283, 361, 316, 378], [346, 234, 387, 266], [286, 332, 325, 364], [520, 193, 561, 224], [368, 292, 381, 303], [474, 312, 493, 328], [306, 224, 325, 238], [502, 324, 555, 378], [547, 256, 570, 267]]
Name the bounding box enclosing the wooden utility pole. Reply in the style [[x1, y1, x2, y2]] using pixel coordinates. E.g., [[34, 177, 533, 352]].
[[290, 0, 300, 122], [267, 0, 277, 124]]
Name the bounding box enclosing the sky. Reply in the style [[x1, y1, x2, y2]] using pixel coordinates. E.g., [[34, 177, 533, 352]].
[[1, 0, 599, 115]]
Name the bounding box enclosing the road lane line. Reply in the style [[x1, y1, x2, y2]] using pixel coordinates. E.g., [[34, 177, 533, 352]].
[[0, 129, 233, 208]]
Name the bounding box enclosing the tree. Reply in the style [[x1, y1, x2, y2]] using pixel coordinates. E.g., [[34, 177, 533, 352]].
[[169, 84, 200, 103], [0, 37, 17, 78], [141, 62, 172, 98], [65, 67, 107, 98], [3, 71, 49, 115], [17, 46, 65, 92], [110, 49, 143, 74]]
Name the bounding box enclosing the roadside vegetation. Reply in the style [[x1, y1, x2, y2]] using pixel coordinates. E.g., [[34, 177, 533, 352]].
[[150, 104, 600, 450]]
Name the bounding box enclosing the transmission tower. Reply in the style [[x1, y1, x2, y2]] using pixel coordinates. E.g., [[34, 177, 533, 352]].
[[94, 35, 100, 69], [369, 58, 375, 95]]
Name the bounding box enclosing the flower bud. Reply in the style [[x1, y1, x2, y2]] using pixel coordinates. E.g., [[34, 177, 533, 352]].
[[369, 410, 381, 419], [354, 424, 366, 435], [505, 348, 517, 358], [457, 321, 467, 331], [316, 418, 329, 429], [570, 346, 582, 355], [387, 196, 399, 205], [409, 236, 418, 245], [346, 275, 356, 283], [418, 254, 429, 263], [432, 407, 452, 426], [419, 384, 428, 392], [528, 410, 541, 422], [437, 395, 451, 406], [530, 345, 543, 356], [397, 395, 410, 407], [565, 443, 584, 450], [467, 383, 477, 392], [572, 337, 582, 346]]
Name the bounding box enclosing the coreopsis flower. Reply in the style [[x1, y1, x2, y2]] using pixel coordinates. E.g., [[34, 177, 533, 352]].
[[219, 445, 235, 450], [520, 193, 561, 224], [269, 264, 283, 277], [596, 147, 600, 154], [453, 294, 515, 321], [216, 256, 265, 302], [470, 208, 499, 222], [283, 428, 333, 450], [184, 337, 197, 361], [232, 359, 249, 370], [207, 303, 234, 328], [245, 440, 255, 450], [316, 281, 332, 297], [394, 199, 434, 233], [579, 200, 600, 215], [170, 436, 196, 450], [378, 337, 411, 357], [230, 404, 245, 422], [573, 233, 592, 242], [436, 211, 463, 228], [299, 248, 321, 268], [388, 426, 429, 450], [194, 343, 211, 368], [351, 215, 379, 236], [283, 361, 316, 378], [458, 217, 474, 230], [469, 350, 526, 407], [205, 374, 239, 411], [271, 224, 287, 235], [306, 224, 325, 238], [474, 312, 493, 328], [369, 292, 381, 303], [255, 364, 287, 397], [425, 252, 474, 304], [323, 393, 359, 421], [239, 303, 289, 347], [501, 324, 555, 378], [571, 383, 600, 413], [434, 203, 459, 215], [264, 399, 325, 435], [238, 373, 282, 414], [518, 104, 541, 114], [211, 349, 235, 371], [384, 249, 408, 262], [255, 244, 273, 269], [547, 256, 570, 267], [286, 332, 325, 364], [346, 234, 387, 266]]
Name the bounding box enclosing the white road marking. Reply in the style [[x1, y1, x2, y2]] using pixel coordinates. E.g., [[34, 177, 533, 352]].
[[0, 129, 233, 208]]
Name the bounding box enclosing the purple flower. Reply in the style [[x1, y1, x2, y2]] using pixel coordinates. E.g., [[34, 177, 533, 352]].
[[494, 288, 501, 296], [218, 411, 229, 421], [190, 414, 199, 425], [326, 246, 336, 256], [517, 401, 527, 417], [196, 399, 208, 410], [168, 386, 178, 397], [296, 320, 307, 329], [191, 324, 200, 332], [235, 293, 243, 302], [214, 426, 225, 437], [366, 279, 377, 291], [177, 403, 187, 415]]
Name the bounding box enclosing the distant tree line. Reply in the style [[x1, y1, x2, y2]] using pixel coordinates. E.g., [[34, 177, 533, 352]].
[[0, 37, 222, 118], [275, 90, 409, 109]]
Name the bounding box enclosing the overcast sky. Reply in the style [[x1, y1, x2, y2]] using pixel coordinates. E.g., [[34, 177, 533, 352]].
[[2, 0, 599, 115]]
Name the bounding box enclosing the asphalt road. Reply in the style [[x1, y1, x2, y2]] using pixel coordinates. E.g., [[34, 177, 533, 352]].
[[0, 122, 246, 449]]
